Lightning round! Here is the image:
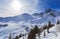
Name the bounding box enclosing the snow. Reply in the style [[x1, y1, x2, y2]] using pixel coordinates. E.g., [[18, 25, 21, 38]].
[[0, 10, 60, 39], [0, 22, 60, 39], [0, 23, 59, 39], [0, 22, 29, 39], [18, 24, 60, 39]]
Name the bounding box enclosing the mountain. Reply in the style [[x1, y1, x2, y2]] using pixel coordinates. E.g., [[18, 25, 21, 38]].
[[0, 9, 60, 39], [31, 9, 60, 24], [0, 9, 60, 24], [0, 13, 34, 22]]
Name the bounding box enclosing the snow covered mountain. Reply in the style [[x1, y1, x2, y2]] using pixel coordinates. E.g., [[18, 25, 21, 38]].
[[0, 9, 60, 24], [0, 13, 34, 22], [0, 9, 60, 39], [31, 9, 60, 24]]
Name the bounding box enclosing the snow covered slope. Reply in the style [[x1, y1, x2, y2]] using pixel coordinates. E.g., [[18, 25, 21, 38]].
[[0, 9, 60, 39], [19, 24, 60, 39]]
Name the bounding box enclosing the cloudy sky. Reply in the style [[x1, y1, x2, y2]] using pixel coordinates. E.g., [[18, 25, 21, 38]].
[[0, 0, 60, 17]]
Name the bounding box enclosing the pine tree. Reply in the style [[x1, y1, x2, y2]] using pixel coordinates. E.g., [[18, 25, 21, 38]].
[[27, 29, 36, 39], [8, 33, 12, 39], [23, 36, 24, 39], [28, 33, 36, 39], [38, 32, 41, 38], [57, 20, 60, 24], [38, 28, 43, 38], [13, 38, 15, 39], [47, 21, 51, 33], [43, 31, 46, 37], [33, 25, 39, 34], [47, 28, 49, 33], [15, 36, 19, 39], [19, 34, 22, 38]]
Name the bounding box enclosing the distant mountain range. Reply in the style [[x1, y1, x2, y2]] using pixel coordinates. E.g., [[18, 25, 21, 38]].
[[0, 13, 34, 22], [0, 9, 60, 24]]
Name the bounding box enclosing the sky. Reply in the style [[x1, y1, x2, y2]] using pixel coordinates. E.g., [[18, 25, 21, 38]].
[[0, 0, 60, 17], [38, 0, 60, 10]]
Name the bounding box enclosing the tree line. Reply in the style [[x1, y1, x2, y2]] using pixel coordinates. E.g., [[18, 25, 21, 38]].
[[8, 20, 60, 39]]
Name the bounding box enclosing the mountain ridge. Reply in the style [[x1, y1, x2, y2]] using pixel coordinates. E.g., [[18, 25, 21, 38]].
[[0, 9, 60, 24]]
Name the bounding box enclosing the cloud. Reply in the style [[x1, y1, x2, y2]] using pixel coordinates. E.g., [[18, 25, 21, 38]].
[[0, 0, 39, 17]]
